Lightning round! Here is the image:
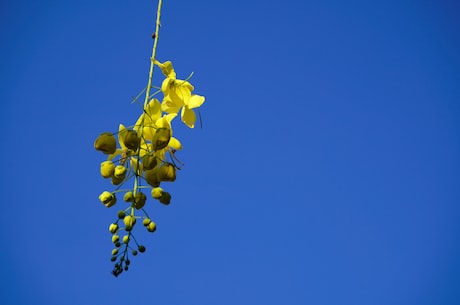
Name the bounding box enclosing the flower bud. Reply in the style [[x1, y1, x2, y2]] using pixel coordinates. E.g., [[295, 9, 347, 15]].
[[142, 154, 157, 170], [123, 130, 140, 151], [114, 165, 127, 179], [123, 215, 136, 231], [100, 161, 116, 178], [159, 192, 171, 205], [144, 168, 161, 187], [111, 175, 124, 185], [94, 133, 117, 154], [108, 223, 118, 234], [143, 218, 151, 226], [122, 235, 130, 244], [147, 221, 156, 232], [157, 163, 176, 182], [99, 191, 117, 207], [151, 187, 163, 199], [152, 128, 171, 151], [138, 245, 146, 253], [134, 192, 147, 210], [123, 191, 134, 202], [112, 235, 120, 243], [112, 248, 119, 256]]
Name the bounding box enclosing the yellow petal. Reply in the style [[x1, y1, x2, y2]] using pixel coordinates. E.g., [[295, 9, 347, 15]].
[[161, 77, 173, 97], [168, 137, 182, 150], [155, 113, 177, 129], [187, 94, 205, 109], [181, 107, 196, 128], [118, 124, 128, 150], [155, 60, 176, 79], [161, 96, 182, 114]]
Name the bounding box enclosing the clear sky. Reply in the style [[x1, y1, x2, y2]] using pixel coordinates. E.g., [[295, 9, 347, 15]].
[[1, 0, 459, 304]]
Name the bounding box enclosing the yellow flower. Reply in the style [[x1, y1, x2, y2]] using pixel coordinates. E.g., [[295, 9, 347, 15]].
[[134, 99, 182, 162], [156, 60, 205, 128]]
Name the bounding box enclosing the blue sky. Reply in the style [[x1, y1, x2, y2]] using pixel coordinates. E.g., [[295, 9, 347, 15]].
[[1, 0, 459, 304]]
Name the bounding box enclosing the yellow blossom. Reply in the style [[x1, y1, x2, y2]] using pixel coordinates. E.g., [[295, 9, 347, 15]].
[[156, 60, 205, 128]]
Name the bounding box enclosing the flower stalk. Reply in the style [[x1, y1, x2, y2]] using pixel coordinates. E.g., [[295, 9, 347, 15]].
[[94, 0, 205, 277]]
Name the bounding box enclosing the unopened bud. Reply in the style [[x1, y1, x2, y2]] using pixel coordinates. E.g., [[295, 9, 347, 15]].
[[138, 245, 146, 253], [111, 175, 124, 185], [122, 235, 130, 244], [123, 192, 134, 202], [157, 163, 176, 182], [147, 221, 156, 232], [144, 168, 161, 187], [100, 161, 116, 178], [123, 215, 136, 231], [123, 130, 140, 151], [134, 192, 147, 210], [142, 153, 157, 170], [108, 223, 118, 234], [151, 187, 163, 199], [99, 191, 117, 207], [112, 235, 120, 243], [114, 165, 127, 179], [94, 133, 117, 154], [117, 210, 126, 219], [159, 192, 171, 205], [143, 218, 151, 226], [152, 128, 171, 151]]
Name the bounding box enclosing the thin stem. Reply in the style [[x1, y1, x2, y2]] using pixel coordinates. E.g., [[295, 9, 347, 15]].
[[135, 0, 163, 196], [144, 0, 163, 107]]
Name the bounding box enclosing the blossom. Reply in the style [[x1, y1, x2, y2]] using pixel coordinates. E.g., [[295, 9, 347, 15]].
[[156, 60, 205, 128]]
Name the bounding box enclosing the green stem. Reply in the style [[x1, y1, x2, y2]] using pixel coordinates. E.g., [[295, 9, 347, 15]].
[[134, 0, 163, 196], [144, 0, 163, 107]]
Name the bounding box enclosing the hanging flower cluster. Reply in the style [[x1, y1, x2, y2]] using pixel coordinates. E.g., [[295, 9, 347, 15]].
[[94, 60, 205, 276]]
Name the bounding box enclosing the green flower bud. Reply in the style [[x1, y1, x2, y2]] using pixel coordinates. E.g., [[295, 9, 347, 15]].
[[159, 192, 172, 205], [122, 235, 130, 244], [142, 153, 157, 170], [151, 187, 163, 199], [112, 235, 120, 243], [123, 130, 140, 151], [134, 192, 147, 210], [110, 256, 116, 262], [112, 248, 119, 256], [132, 250, 138, 256], [99, 191, 117, 207], [144, 168, 161, 187], [115, 242, 121, 248], [117, 210, 126, 219], [111, 175, 124, 185], [100, 161, 116, 178], [123, 191, 134, 202], [123, 215, 136, 231], [113, 165, 127, 179], [138, 245, 146, 253], [152, 128, 171, 151], [108, 223, 118, 234], [147, 221, 156, 232], [143, 218, 151, 226], [157, 163, 176, 182], [94, 132, 117, 154], [125, 259, 130, 266]]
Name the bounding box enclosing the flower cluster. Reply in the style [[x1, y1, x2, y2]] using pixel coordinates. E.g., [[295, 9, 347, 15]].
[[94, 60, 204, 276]]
